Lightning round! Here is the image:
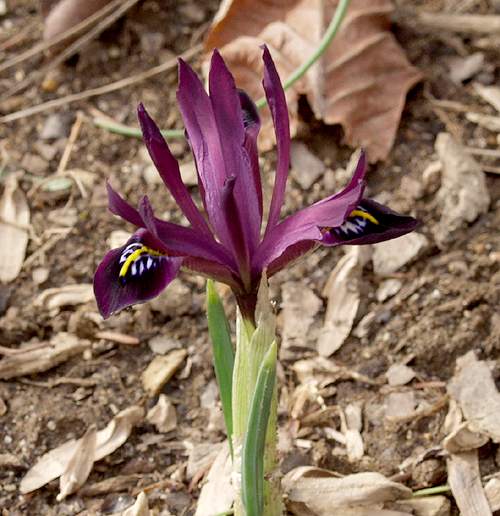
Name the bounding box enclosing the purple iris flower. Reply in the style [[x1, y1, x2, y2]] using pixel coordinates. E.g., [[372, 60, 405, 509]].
[[94, 47, 418, 320]]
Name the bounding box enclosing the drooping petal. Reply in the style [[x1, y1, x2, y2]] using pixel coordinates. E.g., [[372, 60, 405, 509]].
[[137, 104, 212, 236], [107, 184, 236, 269], [262, 45, 291, 234], [94, 229, 182, 319], [138, 195, 237, 269], [255, 152, 366, 270], [209, 50, 261, 250], [321, 198, 420, 246]]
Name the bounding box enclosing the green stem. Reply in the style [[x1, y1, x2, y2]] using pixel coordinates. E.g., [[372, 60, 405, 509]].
[[412, 484, 451, 497], [92, 0, 351, 138]]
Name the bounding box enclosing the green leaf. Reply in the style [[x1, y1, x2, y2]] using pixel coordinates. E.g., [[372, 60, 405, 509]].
[[206, 280, 235, 457], [241, 340, 277, 516]]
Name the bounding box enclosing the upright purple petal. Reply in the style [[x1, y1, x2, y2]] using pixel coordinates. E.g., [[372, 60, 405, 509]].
[[262, 46, 291, 234], [220, 176, 251, 289], [94, 230, 182, 319], [255, 154, 366, 270], [177, 58, 232, 248], [137, 104, 212, 236], [209, 51, 261, 251], [239, 89, 263, 218]]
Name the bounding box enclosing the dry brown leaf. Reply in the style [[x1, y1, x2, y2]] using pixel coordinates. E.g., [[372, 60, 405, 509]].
[[146, 394, 177, 433], [465, 112, 500, 132], [195, 442, 234, 516], [443, 422, 488, 454], [448, 350, 500, 443], [283, 466, 411, 514], [434, 133, 490, 247], [485, 478, 500, 512], [34, 283, 94, 313], [0, 333, 90, 380], [41, 0, 114, 40], [281, 281, 322, 349], [0, 174, 30, 283], [122, 491, 150, 516], [396, 496, 450, 516], [317, 247, 370, 357], [473, 83, 500, 113], [141, 349, 188, 396], [57, 425, 96, 501], [447, 451, 492, 516], [205, 0, 422, 161], [20, 405, 144, 494]]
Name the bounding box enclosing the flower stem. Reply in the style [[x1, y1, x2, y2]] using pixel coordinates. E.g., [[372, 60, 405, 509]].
[[412, 484, 451, 497], [92, 0, 351, 138]]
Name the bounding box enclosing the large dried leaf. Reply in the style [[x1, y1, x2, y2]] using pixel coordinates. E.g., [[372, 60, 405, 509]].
[[205, 0, 422, 161], [0, 174, 29, 283], [20, 405, 144, 494], [195, 441, 234, 516], [317, 247, 370, 357], [447, 451, 492, 516], [0, 333, 90, 380], [447, 351, 500, 443], [283, 466, 411, 514]]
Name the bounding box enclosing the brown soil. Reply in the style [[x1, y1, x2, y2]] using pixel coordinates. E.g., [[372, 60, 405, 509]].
[[0, 0, 499, 514]]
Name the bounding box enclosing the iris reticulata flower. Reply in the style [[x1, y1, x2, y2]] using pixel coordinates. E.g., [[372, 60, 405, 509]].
[[94, 47, 418, 320]]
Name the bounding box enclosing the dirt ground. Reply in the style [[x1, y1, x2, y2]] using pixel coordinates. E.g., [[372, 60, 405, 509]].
[[0, 0, 499, 514]]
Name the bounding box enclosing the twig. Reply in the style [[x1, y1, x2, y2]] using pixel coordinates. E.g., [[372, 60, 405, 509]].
[[465, 146, 500, 158], [0, 0, 125, 74], [0, 44, 202, 123], [57, 112, 84, 174], [0, 21, 39, 54], [1, 0, 142, 101], [418, 12, 500, 34]]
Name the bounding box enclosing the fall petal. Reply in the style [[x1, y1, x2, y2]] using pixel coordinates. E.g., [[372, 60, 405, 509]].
[[94, 231, 182, 319], [322, 198, 420, 246]]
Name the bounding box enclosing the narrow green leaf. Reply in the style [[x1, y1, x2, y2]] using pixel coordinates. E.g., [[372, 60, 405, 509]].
[[206, 280, 235, 457], [241, 340, 277, 516]]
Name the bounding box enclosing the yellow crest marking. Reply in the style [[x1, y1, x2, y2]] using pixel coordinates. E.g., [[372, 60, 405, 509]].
[[119, 245, 163, 278], [350, 209, 379, 225]]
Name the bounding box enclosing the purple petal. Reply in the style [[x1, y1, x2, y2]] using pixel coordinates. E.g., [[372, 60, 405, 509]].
[[220, 176, 251, 287], [239, 89, 263, 218], [137, 104, 212, 236], [322, 198, 420, 246], [262, 46, 291, 234], [209, 51, 262, 249], [107, 181, 144, 227], [182, 256, 242, 291], [177, 57, 232, 247], [255, 152, 366, 270], [94, 230, 182, 319]]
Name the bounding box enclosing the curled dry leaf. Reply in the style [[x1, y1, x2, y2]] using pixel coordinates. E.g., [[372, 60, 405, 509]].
[[20, 405, 144, 494], [34, 283, 95, 313], [57, 425, 96, 501], [283, 466, 411, 514], [447, 351, 500, 443], [434, 133, 490, 247], [146, 394, 177, 433], [195, 442, 234, 516], [0, 174, 30, 283], [0, 333, 90, 380], [141, 348, 188, 396], [317, 247, 370, 357], [281, 281, 322, 349], [447, 451, 492, 516], [396, 496, 451, 516], [41, 0, 115, 40], [122, 491, 150, 516], [205, 0, 422, 161]]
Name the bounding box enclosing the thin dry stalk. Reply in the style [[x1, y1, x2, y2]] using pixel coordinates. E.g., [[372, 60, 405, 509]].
[[1, 0, 142, 101], [0, 44, 201, 123]]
